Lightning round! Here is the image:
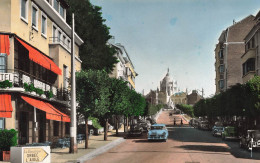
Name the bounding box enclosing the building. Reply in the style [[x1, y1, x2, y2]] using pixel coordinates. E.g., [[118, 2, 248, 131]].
[[215, 15, 255, 93], [109, 41, 137, 90], [187, 90, 202, 106], [171, 92, 187, 105], [145, 69, 176, 108], [242, 11, 260, 83], [0, 0, 83, 144]]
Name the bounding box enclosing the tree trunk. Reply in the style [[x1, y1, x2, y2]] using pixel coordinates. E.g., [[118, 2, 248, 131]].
[[85, 118, 89, 149], [124, 116, 126, 133], [126, 116, 129, 132], [104, 119, 108, 141], [116, 116, 119, 136]]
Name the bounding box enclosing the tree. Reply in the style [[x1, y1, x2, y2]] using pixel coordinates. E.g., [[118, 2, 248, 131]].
[[76, 69, 110, 148], [66, 0, 118, 73]]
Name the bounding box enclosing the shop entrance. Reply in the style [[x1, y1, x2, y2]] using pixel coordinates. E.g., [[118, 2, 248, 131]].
[[19, 111, 28, 145]]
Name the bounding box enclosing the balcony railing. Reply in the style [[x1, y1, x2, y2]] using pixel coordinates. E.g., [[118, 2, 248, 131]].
[[0, 69, 70, 102], [49, 37, 71, 52]]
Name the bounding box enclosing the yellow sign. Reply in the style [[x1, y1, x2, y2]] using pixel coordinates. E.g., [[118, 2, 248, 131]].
[[23, 148, 48, 163]]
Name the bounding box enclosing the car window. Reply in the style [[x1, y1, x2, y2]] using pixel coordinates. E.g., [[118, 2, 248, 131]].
[[151, 126, 163, 130]]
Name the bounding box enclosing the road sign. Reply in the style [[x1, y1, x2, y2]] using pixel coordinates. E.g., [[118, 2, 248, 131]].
[[23, 148, 48, 162]]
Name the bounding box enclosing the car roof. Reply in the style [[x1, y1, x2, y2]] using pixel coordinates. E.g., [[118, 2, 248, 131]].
[[151, 124, 165, 127]]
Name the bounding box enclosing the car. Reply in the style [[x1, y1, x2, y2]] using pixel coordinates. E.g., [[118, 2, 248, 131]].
[[137, 120, 151, 132], [240, 130, 260, 150], [128, 124, 143, 136], [147, 124, 168, 142], [198, 121, 210, 130], [212, 126, 224, 137], [221, 126, 239, 140]]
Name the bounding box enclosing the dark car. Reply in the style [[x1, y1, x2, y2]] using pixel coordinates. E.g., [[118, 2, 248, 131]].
[[221, 126, 239, 140], [198, 121, 210, 130], [240, 130, 260, 150], [128, 124, 143, 136], [137, 121, 151, 132]]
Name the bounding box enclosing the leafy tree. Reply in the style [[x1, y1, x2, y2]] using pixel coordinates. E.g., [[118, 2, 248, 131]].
[[76, 69, 110, 148], [66, 0, 118, 73]]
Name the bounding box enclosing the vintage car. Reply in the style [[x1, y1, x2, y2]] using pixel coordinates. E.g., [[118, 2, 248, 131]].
[[128, 124, 143, 136], [198, 121, 210, 130], [147, 124, 168, 142], [212, 126, 224, 137], [221, 126, 239, 140], [137, 120, 151, 132], [240, 130, 260, 150]]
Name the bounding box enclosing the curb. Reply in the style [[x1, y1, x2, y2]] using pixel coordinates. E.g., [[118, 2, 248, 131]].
[[181, 114, 189, 123], [76, 138, 125, 163]]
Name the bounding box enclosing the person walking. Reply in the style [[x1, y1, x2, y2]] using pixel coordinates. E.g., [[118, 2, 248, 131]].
[[174, 118, 176, 126], [181, 118, 183, 125]]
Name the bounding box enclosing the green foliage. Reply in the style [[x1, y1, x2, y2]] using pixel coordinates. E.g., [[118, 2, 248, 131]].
[[176, 104, 194, 117], [89, 117, 102, 129], [146, 104, 163, 116], [0, 129, 17, 151], [44, 91, 53, 99], [0, 80, 12, 88], [194, 76, 260, 119], [66, 0, 118, 73]]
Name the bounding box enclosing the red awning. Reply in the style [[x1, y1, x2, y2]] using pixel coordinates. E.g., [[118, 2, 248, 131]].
[[0, 94, 13, 118], [16, 38, 62, 75], [46, 103, 70, 122], [21, 96, 70, 122], [0, 35, 10, 55]]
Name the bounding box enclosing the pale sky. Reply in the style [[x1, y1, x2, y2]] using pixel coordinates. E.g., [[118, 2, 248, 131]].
[[90, 0, 260, 97]]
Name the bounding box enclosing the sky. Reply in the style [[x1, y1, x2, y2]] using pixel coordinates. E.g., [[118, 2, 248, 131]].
[[90, 0, 260, 97]]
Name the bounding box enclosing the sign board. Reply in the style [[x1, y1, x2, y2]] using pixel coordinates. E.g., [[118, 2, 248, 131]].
[[0, 73, 14, 82], [10, 146, 50, 163], [23, 148, 48, 162]]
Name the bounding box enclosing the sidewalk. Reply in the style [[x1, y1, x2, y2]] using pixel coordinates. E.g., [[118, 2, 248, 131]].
[[51, 129, 125, 163]]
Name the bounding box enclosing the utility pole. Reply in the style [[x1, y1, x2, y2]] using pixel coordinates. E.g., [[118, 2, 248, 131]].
[[70, 13, 77, 153]]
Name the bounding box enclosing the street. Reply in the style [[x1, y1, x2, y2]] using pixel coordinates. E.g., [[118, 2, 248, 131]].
[[86, 110, 260, 163]]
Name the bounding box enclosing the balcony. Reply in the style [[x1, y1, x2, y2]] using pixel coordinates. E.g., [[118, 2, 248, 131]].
[[0, 69, 70, 102], [241, 48, 255, 64], [242, 71, 255, 83], [49, 37, 71, 52]]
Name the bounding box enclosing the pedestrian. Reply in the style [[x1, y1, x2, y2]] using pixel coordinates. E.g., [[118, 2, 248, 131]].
[[174, 118, 176, 126], [181, 118, 183, 125]]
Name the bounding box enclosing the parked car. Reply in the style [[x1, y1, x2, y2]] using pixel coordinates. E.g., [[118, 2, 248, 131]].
[[128, 124, 143, 136], [222, 126, 239, 140], [212, 126, 224, 137], [240, 130, 260, 150], [198, 121, 210, 130], [147, 124, 168, 142], [137, 120, 151, 132]]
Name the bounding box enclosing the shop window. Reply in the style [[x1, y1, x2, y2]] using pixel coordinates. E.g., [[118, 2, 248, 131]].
[[0, 54, 7, 73], [0, 118, 5, 130], [53, 121, 59, 136], [21, 0, 28, 22]]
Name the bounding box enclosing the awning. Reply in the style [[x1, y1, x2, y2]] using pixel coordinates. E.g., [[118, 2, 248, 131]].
[[0, 94, 13, 118], [16, 38, 62, 75], [0, 35, 10, 55], [21, 96, 70, 122]]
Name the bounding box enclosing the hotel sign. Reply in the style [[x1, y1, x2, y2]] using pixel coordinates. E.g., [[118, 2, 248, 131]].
[[0, 73, 15, 82]]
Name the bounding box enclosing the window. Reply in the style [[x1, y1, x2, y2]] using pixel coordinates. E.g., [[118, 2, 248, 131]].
[[247, 42, 251, 50], [243, 58, 255, 75], [0, 54, 7, 73], [31, 4, 38, 30], [60, 5, 65, 18], [219, 65, 224, 73], [53, 121, 59, 136], [252, 38, 255, 48], [0, 118, 4, 130], [63, 65, 68, 89], [58, 31, 61, 42], [41, 13, 47, 36], [54, 0, 59, 12], [53, 26, 56, 38], [219, 80, 224, 89], [63, 36, 66, 45], [21, 0, 28, 22], [219, 49, 223, 59]]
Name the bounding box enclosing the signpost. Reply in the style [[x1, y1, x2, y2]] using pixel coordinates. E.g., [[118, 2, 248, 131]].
[[10, 146, 50, 163]]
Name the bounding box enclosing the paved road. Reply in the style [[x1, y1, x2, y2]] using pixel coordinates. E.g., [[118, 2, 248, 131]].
[[86, 110, 260, 163]]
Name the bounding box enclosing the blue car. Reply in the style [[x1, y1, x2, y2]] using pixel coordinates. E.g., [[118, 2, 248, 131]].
[[147, 124, 168, 142]]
